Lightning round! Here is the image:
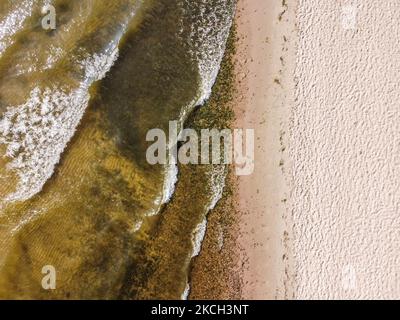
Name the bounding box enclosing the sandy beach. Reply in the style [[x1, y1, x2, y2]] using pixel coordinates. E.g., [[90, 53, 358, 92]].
[[292, 0, 400, 299], [234, 0, 296, 299], [235, 0, 400, 300], [1, 0, 400, 301]]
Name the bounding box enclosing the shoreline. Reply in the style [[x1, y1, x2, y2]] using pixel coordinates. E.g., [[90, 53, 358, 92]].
[[233, 0, 296, 299]]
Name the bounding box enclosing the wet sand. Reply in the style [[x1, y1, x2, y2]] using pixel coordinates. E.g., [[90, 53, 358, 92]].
[[234, 0, 296, 299]]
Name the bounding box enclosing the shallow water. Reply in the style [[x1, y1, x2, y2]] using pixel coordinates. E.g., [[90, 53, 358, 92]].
[[0, 0, 235, 299]]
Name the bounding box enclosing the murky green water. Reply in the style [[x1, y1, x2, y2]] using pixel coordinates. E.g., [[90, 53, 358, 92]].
[[0, 0, 235, 299]]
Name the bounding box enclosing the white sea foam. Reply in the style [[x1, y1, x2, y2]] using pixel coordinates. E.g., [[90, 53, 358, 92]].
[[14, 51, 39, 76], [0, 86, 90, 202], [181, 282, 191, 300], [80, 47, 119, 83], [189, 166, 226, 259], [10, 208, 42, 234], [0, 46, 121, 202], [177, 3, 233, 268], [191, 217, 208, 258], [162, 163, 178, 204], [0, 0, 147, 203], [180, 0, 235, 105], [0, 0, 34, 56], [157, 1, 233, 216], [207, 165, 226, 211], [194, 8, 233, 105], [182, 167, 227, 301], [44, 46, 64, 70]]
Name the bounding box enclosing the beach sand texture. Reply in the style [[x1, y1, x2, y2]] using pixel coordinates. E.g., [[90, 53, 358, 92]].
[[234, 0, 295, 299], [235, 0, 400, 299], [292, 0, 400, 299]]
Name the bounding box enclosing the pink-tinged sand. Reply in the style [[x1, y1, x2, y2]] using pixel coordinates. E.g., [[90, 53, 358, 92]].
[[234, 0, 295, 299]]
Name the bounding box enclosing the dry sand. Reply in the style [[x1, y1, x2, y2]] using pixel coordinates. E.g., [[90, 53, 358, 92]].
[[234, 0, 296, 299], [236, 0, 400, 300], [292, 0, 400, 299]]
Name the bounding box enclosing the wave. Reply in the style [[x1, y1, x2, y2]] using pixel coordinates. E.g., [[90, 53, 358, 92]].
[[180, 0, 235, 105], [0, 86, 89, 202], [160, 0, 235, 210], [0, 0, 236, 299], [0, 0, 34, 56], [0, 1, 143, 203]]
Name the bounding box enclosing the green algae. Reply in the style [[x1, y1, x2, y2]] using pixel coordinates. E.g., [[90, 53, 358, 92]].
[[123, 22, 238, 300]]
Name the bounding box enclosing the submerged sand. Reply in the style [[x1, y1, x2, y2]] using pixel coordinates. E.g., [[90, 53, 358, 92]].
[[1, 0, 399, 300]]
